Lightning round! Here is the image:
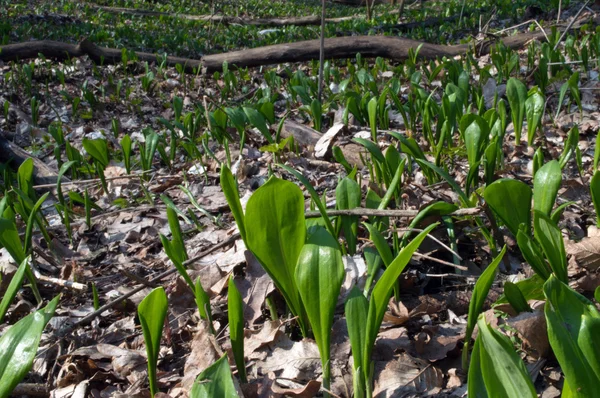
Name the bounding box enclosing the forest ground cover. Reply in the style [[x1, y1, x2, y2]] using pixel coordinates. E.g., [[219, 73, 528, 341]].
[[1, 0, 600, 397]]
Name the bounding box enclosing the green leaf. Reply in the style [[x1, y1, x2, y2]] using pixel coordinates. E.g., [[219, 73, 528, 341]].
[[195, 277, 213, 325], [516, 230, 551, 280], [533, 160, 561, 218], [534, 211, 568, 283], [463, 115, 489, 169], [276, 164, 337, 242], [24, 192, 49, 254], [228, 277, 247, 383], [368, 97, 378, 140], [364, 223, 394, 267], [82, 138, 109, 167], [345, 287, 368, 398], [336, 177, 361, 255], [243, 107, 273, 143], [544, 275, 600, 397], [121, 134, 132, 174], [0, 256, 29, 323], [476, 316, 537, 397], [495, 274, 545, 305], [463, 246, 507, 369], [525, 87, 545, 146], [138, 287, 168, 397], [0, 218, 25, 265], [591, 171, 600, 228], [220, 166, 247, 245], [484, 179, 532, 236], [506, 78, 527, 144], [467, 337, 488, 398], [295, 227, 345, 389], [190, 355, 239, 398], [363, 224, 437, 378], [559, 125, 579, 169], [0, 295, 59, 398], [504, 281, 532, 313], [17, 158, 36, 202], [245, 176, 308, 335], [352, 137, 386, 165]]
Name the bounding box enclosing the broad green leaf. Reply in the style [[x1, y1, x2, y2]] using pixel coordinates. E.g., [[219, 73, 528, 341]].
[[477, 316, 537, 397], [0, 295, 59, 398], [195, 277, 213, 325], [82, 138, 109, 167], [245, 176, 308, 335], [345, 287, 368, 398], [534, 211, 568, 283], [533, 160, 561, 218], [138, 287, 168, 397], [352, 137, 386, 165], [220, 166, 247, 245], [336, 177, 361, 255], [463, 115, 489, 169], [228, 277, 247, 383], [368, 97, 378, 140], [517, 230, 551, 280], [363, 224, 437, 378], [189, 355, 238, 398], [504, 281, 532, 313], [0, 256, 29, 323], [121, 134, 132, 174], [495, 274, 545, 305], [295, 227, 345, 389], [467, 337, 488, 398], [243, 107, 273, 143], [591, 171, 600, 228], [463, 246, 507, 369], [364, 223, 394, 267], [484, 179, 532, 236], [276, 164, 336, 242], [559, 125, 579, 169], [483, 138, 498, 186], [506, 78, 527, 144], [0, 218, 26, 265], [17, 158, 36, 202], [544, 275, 600, 397], [525, 87, 544, 146], [24, 192, 49, 254]]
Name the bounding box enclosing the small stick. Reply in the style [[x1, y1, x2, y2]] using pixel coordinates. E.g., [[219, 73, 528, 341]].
[[31, 266, 88, 291], [31, 170, 168, 189], [553, 0, 591, 52], [58, 232, 240, 335], [305, 207, 482, 218], [413, 252, 468, 271]]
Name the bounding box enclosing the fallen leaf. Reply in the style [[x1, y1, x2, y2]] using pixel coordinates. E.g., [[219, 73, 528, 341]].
[[373, 353, 443, 397], [181, 323, 221, 391], [506, 309, 549, 358], [271, 379, 321, 397]]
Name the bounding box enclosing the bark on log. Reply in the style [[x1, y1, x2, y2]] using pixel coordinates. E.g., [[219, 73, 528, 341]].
[[0, 130, 66, 187], [0, 27, 560, 75]]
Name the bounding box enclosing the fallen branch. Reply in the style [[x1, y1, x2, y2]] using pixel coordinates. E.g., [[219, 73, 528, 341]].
[[1, 26, 554, 74], [0, 130, 67, 187]]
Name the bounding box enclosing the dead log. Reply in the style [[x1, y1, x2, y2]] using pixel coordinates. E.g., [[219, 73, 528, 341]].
[[0, 28, 558, 75], [0, 130, 66, 187]]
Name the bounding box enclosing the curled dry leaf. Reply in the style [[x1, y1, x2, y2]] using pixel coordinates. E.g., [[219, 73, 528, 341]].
[[271, 379, 321, 397], [373, 352, 444, 397]]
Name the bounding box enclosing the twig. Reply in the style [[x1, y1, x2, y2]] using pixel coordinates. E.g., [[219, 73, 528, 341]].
[[10, 383, 49, 397], [553, 0, 591, 52], [31, 171, 177, 189], [413, 252, 468, 271], [58, 232, 240, 335], [30, 262, 88, 291], [305, 207, 482, 219], [494, 19, 549, 42]]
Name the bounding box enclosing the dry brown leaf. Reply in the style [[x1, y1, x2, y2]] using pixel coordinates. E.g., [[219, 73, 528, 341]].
[[567, 235, 600, 270], [245, 320, 283, 356], [254, 336, 320, 381], [373, 353, 444, 397], [383, 300, 410, 326], [181, 323, 221, 391], [236, 251, 275, 326], [412, 323, 465, 361], [507, 309, 549, 358], [271, 379, 321, 397]]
